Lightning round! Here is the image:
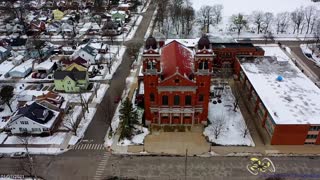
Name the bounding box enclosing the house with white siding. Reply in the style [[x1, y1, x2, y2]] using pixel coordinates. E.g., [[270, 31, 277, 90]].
[[6, 102, 62, 135]]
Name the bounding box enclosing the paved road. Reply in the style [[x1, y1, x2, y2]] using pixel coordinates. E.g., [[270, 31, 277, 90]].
[[1, 154, 320, 180], [82, 2, 156, 144]]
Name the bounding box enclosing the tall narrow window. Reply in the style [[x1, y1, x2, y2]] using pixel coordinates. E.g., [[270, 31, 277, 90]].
[[162, 95, 168, 105], [174, 95, 180, 106], [150, 93, 155, 102], [185, 95, 192, 105], [198, 94, 204, 102]]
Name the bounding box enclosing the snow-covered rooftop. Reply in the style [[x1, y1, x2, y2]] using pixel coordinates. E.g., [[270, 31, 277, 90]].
[[10, 59, 33, 73], [34, 60, 55, 70], [240, 45, 320, 125], [165, 38, 199, 48]]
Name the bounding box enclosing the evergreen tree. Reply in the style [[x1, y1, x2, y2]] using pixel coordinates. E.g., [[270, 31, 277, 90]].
[[0, 86, 14, 112], [119, 97, 139, 140]]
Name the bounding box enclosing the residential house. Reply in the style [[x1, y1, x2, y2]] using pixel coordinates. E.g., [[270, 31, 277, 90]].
[[9, 59, 33, 78], [54, 63, 89, 92], [61, 56, 88, 67], [53, 9, 64, 20], [47, 22, 62, 35], [0, 46, 11, 60], [111, 10, 128, 23], [36, 91, 67, 112], [17, 95, 35, 108], [29, 20, 46, 32], [12, 55, 24, 66], [102, 20, 122, 36], [61, 22, 75, 36], [34, 60, 57, 74], [6, 102, 62, 135], [75, 44, 98, 64]]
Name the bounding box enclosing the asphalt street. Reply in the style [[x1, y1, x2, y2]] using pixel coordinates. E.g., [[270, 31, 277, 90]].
[[1, 153, 320, 180]]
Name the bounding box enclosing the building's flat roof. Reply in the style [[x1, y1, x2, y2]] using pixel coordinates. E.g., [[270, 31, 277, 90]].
[[212, 43, 255, 49], [240, 45, 320, 125]]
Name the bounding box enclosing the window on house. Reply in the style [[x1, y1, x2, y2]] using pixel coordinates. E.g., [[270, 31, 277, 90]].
[[174, 95, 180, 106], [147, 61, 156, 69], [198, 61, 208, 70], [19, 128, 27, 132], [185, 95, 192, 105], [162, 95, 168, 105], [21, 121, 29, 125], [68, 81, 71, 84], [150, 93, 155, 102], [309, 126, 320, 131], [43, 128, 49, 131], [175, 79, 180, 83], [306, 134, 318, 139], [198, 94, 204, 102], [32, 128, 41, 131]]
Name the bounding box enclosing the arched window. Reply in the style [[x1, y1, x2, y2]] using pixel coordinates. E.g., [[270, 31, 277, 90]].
[[150, 93, 155, 102], [185, 95, 192, 105], [174, 95, 180, 105], [162, 95, 168, 105]]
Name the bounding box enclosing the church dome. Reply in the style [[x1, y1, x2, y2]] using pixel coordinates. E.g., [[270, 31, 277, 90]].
[[198, 35, 210, 49], [145, 36, 157, 49]]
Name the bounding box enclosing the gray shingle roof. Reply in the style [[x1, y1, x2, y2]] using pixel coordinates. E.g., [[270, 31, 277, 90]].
[[54, 70, 87, 81]]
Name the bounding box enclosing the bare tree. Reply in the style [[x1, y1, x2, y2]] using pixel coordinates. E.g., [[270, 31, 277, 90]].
[[231, 13, 248, 36], [181, 5, 195, 36], [233, 88, 241, 112], [263, 12, 274, 34], [238, 119, 253, 138], [314, 19, 320, 45], [263, 32, 274, 44], [155, 0, 170, 31], [304, 6, 317, 34], [197, 5, 214, 33], [251, 11, 264, 34], [126, 40, 143, 60], [275, 12, 290, 34], [18, 135, 38, 179], [291, 7, 305, 34], [212, 4, 223, 25], [63, 109, 80, 136], [212, 116, 226, 139], [79, 92, 89, 118], [169, 0, 184, 35]]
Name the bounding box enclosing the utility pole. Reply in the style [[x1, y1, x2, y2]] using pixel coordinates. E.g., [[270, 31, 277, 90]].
[[185, 148, 188, 180]]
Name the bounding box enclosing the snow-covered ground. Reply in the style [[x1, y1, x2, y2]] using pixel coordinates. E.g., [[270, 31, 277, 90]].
[[59, 91, 92, 104], [92, 84, 109, 104], [117, 125, 149, 146], [76, 107, 97, 138], [300, 44, 320, 64], [4, 132, 68, 145], [125, 15, 143, 41], [204, 85, 255, 146], [191, 0, 318, 16], [103, 46, 126, 80]]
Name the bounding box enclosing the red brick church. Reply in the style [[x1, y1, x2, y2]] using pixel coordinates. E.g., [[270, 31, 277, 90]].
[[142, 36, 214, 125]]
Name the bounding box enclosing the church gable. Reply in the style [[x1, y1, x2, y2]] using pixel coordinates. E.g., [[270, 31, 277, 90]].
[[159, 73, 195, 87]]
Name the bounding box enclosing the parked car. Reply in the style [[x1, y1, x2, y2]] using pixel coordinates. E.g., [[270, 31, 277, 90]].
[[40, 73, 46, 79], [114, 96, 121, 103], [10, 152, 27, 158], [32, 72, 38, 78], [0, 153, 4, 158], [36, 84, 44, 91]]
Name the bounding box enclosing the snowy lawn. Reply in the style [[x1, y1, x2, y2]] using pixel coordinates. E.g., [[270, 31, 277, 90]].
[[117, 125, 149, 146], [4, 132, 68, 145], [0, 132, 8, 144], [203, 85, 255, 146], [76, 107, 97, 138], [103, 46, 126, 80], [59, 91, 92, 104]]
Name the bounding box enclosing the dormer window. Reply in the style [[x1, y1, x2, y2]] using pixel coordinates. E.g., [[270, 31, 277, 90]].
[[175, 79, 179, 83], [147, 60, 156, 69], [198, 61, 208, 70]]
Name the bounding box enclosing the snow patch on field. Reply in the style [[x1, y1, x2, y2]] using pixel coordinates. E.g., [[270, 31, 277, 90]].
[[117, 126, 149, 146], [204, 85, 255, 146]]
